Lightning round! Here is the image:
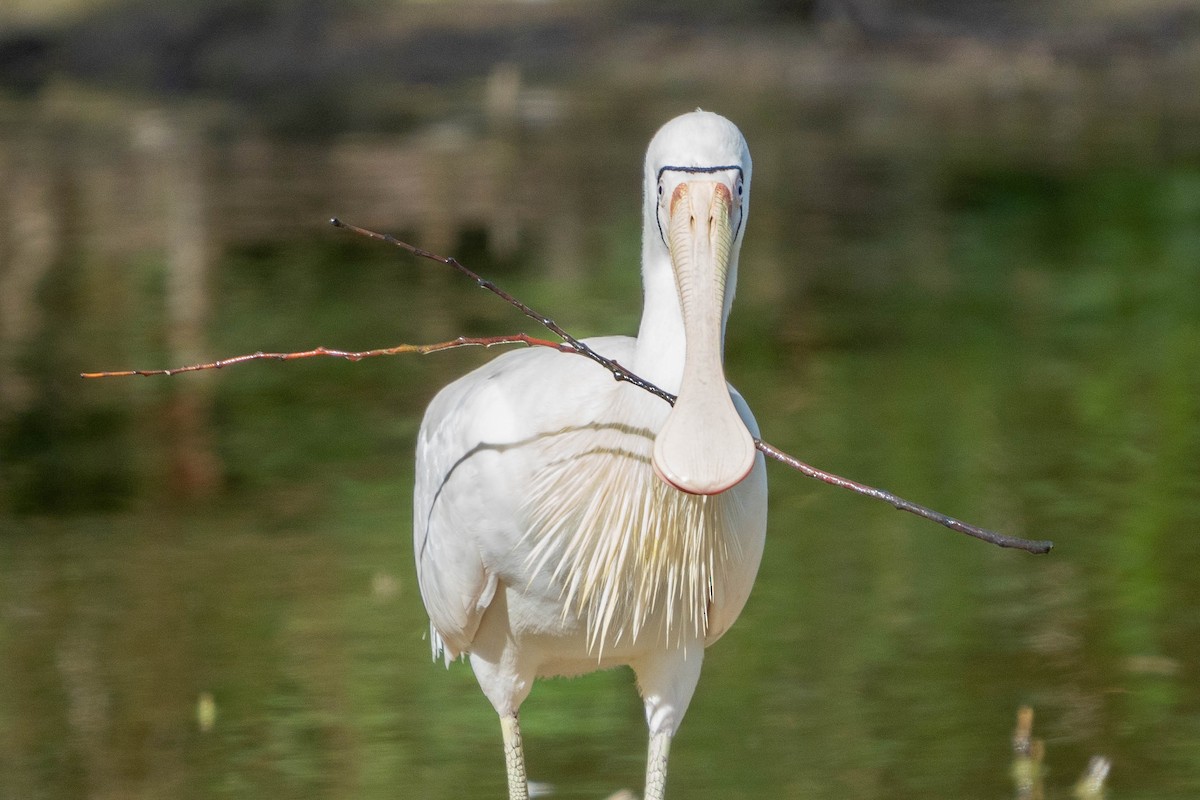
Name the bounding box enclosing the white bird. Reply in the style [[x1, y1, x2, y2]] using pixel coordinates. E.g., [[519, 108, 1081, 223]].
[[413, 110, 768, 800]]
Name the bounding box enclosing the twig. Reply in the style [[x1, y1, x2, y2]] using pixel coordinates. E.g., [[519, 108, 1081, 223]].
[[756, 441, 1053, 553], [329, 218, 675, 405], [79, 221, 1053, 555], [80, 335, 567, 378], [330, 218, 1053, 555]]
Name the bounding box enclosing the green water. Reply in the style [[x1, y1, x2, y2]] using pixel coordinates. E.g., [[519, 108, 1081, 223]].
[[2, 130, 1199, 800]]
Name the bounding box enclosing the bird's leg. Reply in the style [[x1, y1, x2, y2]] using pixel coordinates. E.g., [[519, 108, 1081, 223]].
[[644, 729, 673, 800], [635, 644, 702, 800], [500, 712, 530, 800]]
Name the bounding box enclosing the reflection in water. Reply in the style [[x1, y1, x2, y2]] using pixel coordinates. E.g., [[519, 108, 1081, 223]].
[[151, 113, 220, 498], [0, 135, 59, 412], [2, 46, 1200, 799]]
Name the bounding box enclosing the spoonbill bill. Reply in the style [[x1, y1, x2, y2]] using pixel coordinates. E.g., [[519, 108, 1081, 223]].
[[413, 110, 768, 800]]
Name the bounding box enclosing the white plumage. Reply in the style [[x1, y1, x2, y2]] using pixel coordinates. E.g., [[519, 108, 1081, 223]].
[[412, 111, 767, 800]]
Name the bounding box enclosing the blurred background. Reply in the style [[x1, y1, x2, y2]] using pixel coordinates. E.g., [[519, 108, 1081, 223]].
[[1, 0, 1199, 798]]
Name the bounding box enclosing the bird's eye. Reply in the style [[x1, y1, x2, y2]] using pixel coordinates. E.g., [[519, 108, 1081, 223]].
[[736, 178, 744, 197], [657, 181, 664, 198]]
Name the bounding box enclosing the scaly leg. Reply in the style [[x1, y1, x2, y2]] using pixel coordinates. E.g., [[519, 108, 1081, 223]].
[[644, 729, 672, 800], [500, 712, 529, 800]]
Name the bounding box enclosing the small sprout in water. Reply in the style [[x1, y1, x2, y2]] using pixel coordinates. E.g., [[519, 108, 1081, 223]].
[[1074, 755, 1111, 799], [197, 691, 217, 732]]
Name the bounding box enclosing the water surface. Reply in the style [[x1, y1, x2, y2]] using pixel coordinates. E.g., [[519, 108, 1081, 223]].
[[1, 87, 1198, 799]]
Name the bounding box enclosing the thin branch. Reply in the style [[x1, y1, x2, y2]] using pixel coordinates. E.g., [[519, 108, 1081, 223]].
[[79, 222, 1053, 555], [754, 441, 1053, 553], [331, 218, 1053, 555], [330, 217, 676, 405], [80, 334, 566, 378]]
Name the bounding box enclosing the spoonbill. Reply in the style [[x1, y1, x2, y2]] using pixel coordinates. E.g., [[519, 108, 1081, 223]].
[[413, 110, 768, 800]]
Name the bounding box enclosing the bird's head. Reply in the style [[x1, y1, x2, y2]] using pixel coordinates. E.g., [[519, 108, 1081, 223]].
[[641, 111, 756, 497]]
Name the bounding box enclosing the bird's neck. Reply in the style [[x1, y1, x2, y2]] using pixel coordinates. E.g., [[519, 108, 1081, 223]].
[[633, 247, 692, 396]]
